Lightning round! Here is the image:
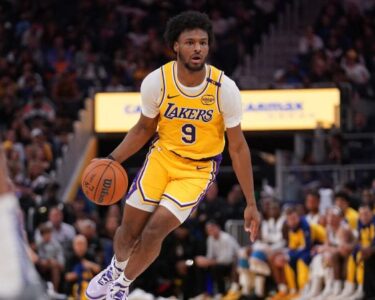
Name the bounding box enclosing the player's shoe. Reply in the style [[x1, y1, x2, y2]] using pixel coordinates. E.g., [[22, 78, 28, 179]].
[[106, 282, 129, 300], [86, 259, 122, 300]]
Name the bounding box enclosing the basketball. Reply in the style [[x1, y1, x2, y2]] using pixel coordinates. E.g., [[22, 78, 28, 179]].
[[81, 158, 128, 205]]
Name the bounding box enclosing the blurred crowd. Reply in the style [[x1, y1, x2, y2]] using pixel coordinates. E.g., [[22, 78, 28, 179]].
[[271, 0, 375, 210], [1, 0, 375, 300], [15, 181, 246, 299], [0, 0, 291, 246], [233, 183, 375, 300], [273, 0, 375, 99], [15, 176, 375, 300], [273, 0, 375, 153]]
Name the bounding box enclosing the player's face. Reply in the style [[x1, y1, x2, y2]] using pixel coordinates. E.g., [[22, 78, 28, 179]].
[[286, 212, 300, 229], [327, 210, 341, 227], [305, 194, 319, 212], [359, 207, 373, 225], [174, 29, 209, 72]]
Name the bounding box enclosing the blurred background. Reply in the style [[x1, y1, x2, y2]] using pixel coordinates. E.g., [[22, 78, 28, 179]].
[[0, 0, 374, 299]]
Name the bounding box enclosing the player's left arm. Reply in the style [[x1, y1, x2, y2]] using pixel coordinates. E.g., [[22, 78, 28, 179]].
[[221, 76, 260, 241], [227, 125, 260, 242]]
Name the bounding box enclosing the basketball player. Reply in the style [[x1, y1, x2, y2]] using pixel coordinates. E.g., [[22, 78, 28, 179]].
[[0, 144, 47, 300], [86, 11, 260, 300]]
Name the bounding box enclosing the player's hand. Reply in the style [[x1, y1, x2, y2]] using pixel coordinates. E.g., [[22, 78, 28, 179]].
[[244, 204, 260, 242]]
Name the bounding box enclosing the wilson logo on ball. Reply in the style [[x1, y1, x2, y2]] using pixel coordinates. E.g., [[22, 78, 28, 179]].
[[98, 179, 112, 203], [81, 159, 128, 206]]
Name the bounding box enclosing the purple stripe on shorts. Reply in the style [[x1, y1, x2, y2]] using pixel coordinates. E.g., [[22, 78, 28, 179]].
[[136, 149, 159, 204], [125, 138, 160, 205], [162, 193, 198, 208]]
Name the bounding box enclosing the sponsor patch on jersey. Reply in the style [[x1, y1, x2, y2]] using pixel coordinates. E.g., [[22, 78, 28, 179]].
[[201, 94, 215, 105]]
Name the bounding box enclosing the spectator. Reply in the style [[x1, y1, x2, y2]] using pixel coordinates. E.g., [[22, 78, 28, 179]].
[[105, 75, 127, 92], [22, 86, 55, 124], [332, 205, 374, 299], [304, 191, 321, 224], [223, 184, 246, 220], [276, 59, 305, 86], [305, 206, 356, 299], [51, 70, 81, 118], [64, 235, 101, 299], [334, 192, 359, 230], [342, 181, 362, 210], [325, 36, 344, 63], [350, 111, 373, 133], [243, 200, 285, 298], [25, 128, 53, 166], [35, 206, 76, 253], [100, 214, 120, 267], [341, 49, 370, 86], [17, 63, 42, 95], [76, 219, 103, 266], [0, 94, 19, 127], [298, 26, 324, 56], [327, 133, 348, 164], [197, 181, 226, 228], [35, 223, 65, 296], [164, 223, 206, 299], [270, 207, 326, 300], [195, 220, 240, 296]]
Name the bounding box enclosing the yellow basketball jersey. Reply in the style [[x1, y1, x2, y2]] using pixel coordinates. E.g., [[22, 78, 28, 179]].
[[157, 61, 225, 160], [358, 220, 375, 248]]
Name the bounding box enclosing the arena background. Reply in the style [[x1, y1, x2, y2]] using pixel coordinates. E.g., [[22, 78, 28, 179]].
[[0, 0, 374, 299]]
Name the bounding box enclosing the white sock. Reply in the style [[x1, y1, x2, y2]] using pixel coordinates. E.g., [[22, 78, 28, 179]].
[[111, 256, 129, 278], [115, 272, 133, 287]]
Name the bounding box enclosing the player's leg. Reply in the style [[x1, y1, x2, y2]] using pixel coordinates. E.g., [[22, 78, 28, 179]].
[[107, 156, 215, 299], [86, 146, 168, 300], [113, 204, 152, 262], [107, 205, 182, 299], [269, 252, 288, 299], [125, 205, 181, 278], [86, 204, 153, 300], [86, 202, 154, 298], [351, 251, 364, 300]]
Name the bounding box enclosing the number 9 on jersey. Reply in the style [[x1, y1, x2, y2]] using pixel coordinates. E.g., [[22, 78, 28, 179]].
[[181, 124, 196, 144]]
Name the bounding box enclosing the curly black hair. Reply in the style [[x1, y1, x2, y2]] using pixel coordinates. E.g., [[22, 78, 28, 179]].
[[164, 11, 214, 51]]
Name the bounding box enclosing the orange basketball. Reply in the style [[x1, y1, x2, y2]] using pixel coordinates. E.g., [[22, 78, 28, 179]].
[[81, 158, 128, 205]]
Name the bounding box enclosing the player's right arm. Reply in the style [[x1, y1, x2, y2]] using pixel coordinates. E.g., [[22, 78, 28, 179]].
[[109, 69, 161, 163], [109, 114, 158, 163]]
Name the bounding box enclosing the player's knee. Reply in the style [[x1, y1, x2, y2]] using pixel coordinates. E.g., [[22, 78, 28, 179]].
[[141, 223, 165, 244]]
